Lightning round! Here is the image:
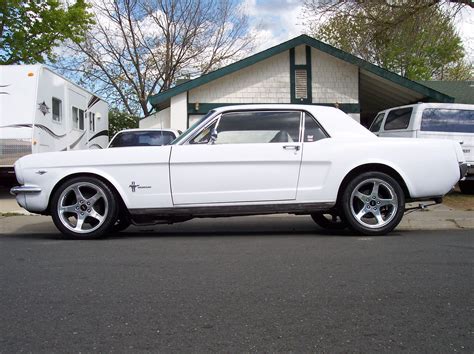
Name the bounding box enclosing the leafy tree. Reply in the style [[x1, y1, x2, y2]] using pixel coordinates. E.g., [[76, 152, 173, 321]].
[[56, 0, 255, 117], [108, 108, 139, 138], [0, 0, 94, 64], [305, 0, 472, 80]]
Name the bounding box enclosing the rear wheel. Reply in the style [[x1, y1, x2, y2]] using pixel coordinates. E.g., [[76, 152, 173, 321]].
[[341, 172, 405, 236], [50, 177, 118, 239], [311, 212, 348, 230], [459, 180, 474, 194]]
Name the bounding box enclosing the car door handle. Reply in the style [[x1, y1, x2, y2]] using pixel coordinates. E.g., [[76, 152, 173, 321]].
[[283, 145, 300, 151]]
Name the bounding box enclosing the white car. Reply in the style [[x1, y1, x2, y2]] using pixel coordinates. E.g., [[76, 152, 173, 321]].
[[11, 105, 467, 239], [108, 129, 180, 148]]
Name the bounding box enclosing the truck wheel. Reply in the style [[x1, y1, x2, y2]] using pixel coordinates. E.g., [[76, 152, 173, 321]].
[[310, 212, 348, 230], [341, 172, 405, 236], [459, 180, 474, 194], [51, 177, 118, 239]]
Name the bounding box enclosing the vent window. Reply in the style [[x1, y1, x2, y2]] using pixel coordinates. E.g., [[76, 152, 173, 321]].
[[295, 69, 307, 99]]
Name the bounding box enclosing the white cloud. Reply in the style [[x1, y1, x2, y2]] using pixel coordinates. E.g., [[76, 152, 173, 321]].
[[242, 0, 305, 52], [454, 6, 474, 63]]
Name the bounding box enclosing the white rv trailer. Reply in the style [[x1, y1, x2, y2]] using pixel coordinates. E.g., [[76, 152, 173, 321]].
[[0, 65, 109, 180]]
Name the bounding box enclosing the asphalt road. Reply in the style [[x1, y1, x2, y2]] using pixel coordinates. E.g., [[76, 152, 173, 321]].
[[0, 216, 473, 352]]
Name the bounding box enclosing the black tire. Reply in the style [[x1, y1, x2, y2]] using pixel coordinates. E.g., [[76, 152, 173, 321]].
[[311, 212, 348, 230], [459, 180, 474, 194], [341, 172, 405, 236], [50, 176, 118, 239]]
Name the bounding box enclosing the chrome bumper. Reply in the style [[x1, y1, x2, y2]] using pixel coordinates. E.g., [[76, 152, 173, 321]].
[[459, 162, 470, 180], [10, 185, 42, 196]]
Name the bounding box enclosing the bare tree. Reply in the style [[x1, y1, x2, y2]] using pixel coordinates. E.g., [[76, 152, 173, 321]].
[[56, 0, 254, 116]]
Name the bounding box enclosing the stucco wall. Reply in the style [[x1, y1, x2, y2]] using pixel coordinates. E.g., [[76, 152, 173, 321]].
[[139, 107, 171, 129], [311, 49, 358, 104], [188, 52, 291, 104]]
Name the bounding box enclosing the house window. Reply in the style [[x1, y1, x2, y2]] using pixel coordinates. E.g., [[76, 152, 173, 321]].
[[52, 97, 62, 122], [72, 107, 85, 130], [89, 112, 95, 132]]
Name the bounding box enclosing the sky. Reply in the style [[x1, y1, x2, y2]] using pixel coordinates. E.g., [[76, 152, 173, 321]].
[[242, 0, 474, 63]]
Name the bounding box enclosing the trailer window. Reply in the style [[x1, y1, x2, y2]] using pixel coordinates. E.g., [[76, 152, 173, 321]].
[[72, 107, 85, 130], [89, 112, 95, 132], [52, 98, 62, 122], [384, 108, 412, 130], [421, 108, 474, 133]]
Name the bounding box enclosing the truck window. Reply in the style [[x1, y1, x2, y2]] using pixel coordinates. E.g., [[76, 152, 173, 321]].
[[369, 113, 384, 132], [384, 108, 413, 131], [421, 108, 474, 133]]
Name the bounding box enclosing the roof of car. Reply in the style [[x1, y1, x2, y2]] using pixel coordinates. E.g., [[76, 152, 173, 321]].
[[212, 104, 375, 139], [115, 129, 179, 133]]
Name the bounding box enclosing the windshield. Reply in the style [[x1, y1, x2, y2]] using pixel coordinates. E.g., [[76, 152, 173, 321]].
[[171, 110, 216, 145]]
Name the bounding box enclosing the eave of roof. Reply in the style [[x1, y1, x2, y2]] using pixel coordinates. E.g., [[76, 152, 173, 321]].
[[148, 34, 454, 107]]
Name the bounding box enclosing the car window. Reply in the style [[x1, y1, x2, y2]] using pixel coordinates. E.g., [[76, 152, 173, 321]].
[[384, 108, 413, 131], [421, 108, 474, 133], [212, 111, 301, 144], [369, 113, 385, 132], [172, 110, 216, 145], [304, 113, 327, 142], [189, 120, 218, 144], [109, 131, 176, 147]]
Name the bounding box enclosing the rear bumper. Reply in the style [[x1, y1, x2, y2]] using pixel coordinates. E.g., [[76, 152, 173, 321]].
[[459, 162, 470, 180]]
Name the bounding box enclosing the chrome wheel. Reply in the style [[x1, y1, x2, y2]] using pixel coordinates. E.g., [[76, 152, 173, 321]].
[[57, 182, 109, 234], [350, 178, 398, 229]]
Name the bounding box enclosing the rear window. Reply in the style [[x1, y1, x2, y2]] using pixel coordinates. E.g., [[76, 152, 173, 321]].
[[109, 131, 176, 147], [369, 113, 385, 132], [384, 108, 413, 130], [421, 108, 474, 133]]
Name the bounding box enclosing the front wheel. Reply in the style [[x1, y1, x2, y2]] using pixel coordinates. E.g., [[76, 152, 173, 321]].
[[311, 212, 348, 230], [341, 172, 405, 236], [50, 177, 118, 239]]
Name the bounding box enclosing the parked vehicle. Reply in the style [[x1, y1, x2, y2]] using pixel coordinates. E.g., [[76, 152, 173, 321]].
[[11, 105, 467, 239], [108, 129, 180, 148], [0, 65, 109, 181], [369, 103, 473, 193]]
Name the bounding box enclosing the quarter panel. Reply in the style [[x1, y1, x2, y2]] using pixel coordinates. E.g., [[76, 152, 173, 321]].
[[297, 137, 460, 203]]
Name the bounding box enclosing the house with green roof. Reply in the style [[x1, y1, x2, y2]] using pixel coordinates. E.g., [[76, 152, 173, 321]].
[[143, 34, 454, 129]]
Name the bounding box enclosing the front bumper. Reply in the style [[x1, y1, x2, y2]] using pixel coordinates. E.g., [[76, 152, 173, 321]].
[[10, 185, 42, 196]]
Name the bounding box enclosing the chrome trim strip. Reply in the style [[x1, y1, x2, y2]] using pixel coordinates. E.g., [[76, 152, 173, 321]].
[[10, 186, 42, 196], [129, 202, 335, 218]]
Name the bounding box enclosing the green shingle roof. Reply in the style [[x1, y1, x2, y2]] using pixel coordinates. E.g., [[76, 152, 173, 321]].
[[417, 81, 474, 104], [149, 34, 453, 107]]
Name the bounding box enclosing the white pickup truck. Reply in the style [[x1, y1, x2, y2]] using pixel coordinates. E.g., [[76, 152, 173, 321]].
[[370, 103, 473, 194]]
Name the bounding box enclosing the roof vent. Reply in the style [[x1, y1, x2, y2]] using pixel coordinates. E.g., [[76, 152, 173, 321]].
[[295, 69, 307, 99]]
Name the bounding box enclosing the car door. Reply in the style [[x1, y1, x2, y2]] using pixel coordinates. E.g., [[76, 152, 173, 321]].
[[169, 110, 303, 205]]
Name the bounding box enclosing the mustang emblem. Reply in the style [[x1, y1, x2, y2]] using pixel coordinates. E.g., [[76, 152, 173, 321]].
[[35, 170, 47, 175], [129, 181, 139, 192]]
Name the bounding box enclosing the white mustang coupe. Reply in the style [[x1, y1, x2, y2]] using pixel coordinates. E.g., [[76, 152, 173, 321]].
[[11, 105, 468, 239]]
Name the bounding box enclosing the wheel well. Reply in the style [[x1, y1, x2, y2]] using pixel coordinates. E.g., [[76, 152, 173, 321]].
[[47, 173, 127, 214], [336, 164, 410, 206]]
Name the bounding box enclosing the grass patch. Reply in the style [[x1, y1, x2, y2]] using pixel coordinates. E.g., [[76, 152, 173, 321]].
[[0, 212, 24, 217], [442, 190, 474, 211]]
